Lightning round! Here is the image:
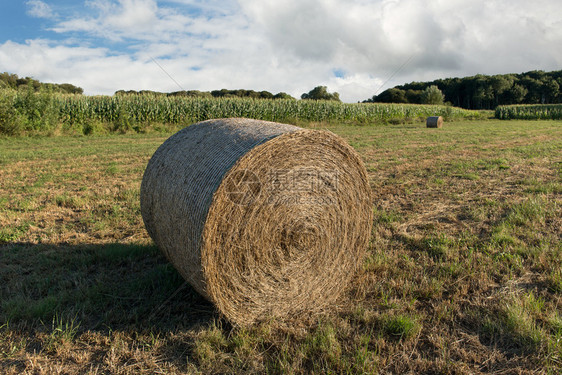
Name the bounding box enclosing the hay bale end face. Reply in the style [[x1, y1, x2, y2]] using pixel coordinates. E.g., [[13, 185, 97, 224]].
[[140, 118, 373, 326], [427, 116, 444, 128]]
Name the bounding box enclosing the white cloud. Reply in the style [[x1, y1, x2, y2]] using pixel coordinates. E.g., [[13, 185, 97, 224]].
[[3, 0, 562, 102], [239, 0, 562, 96], [26, 0, 57, 19], [53, 0, 164, 41], [51, 0, 238, 43]]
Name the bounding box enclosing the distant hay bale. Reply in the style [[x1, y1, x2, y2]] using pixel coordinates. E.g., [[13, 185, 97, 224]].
[[140, 118, 373, 326], [426, 116, 444, 128]]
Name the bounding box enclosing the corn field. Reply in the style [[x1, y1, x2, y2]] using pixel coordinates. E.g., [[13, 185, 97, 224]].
[[495, 104, 562, 120], [0, 89, 480, 135]]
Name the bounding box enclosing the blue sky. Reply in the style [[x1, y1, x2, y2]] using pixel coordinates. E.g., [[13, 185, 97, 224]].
[[1, 0, 561, 102]]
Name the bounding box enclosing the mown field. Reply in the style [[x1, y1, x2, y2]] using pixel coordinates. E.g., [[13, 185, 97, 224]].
[[0, 119, 561, 374]]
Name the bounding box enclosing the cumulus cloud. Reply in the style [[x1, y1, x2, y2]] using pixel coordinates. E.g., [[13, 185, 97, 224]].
[[53, 0, 174, 42], [239, 0, 562, 83], [3, 0, 562, 102], [26, 0, 57, 19], [51, 0, 246, 43], [239, 0, 460, 74]]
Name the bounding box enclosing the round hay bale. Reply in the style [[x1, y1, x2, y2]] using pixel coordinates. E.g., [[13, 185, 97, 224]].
[[426, 116, 444, 128], [140, 118, 373, 326]]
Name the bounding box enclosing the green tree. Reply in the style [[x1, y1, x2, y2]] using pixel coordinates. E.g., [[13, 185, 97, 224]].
[[301, 86, 341, 101], [420, 85, 444, 105], [405, 89, 422, 104], [273, 92, 295, 100], [0, 72, 18, 89], [58, 83, 83, 95], [370, 69, 562, 109], [259, 90, 274, 99], [490, 75, 514, 105], [542, 79, 559, 103], [506, 84, 528, 104], [372, 88, 408, 103], [520, 76, 542, 103]]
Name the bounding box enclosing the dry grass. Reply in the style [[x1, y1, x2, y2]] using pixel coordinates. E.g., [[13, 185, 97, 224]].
[[1, 120, 561, 374]]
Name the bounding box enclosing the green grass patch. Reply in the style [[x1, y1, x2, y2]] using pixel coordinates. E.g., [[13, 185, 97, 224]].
[[382, 314, 419, 340]]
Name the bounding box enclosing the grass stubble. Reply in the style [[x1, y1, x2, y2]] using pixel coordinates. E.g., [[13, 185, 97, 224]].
[[0, 120, 561, 374]]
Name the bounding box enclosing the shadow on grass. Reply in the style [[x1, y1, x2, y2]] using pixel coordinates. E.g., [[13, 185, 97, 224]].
[[0, 242, 216, 333]]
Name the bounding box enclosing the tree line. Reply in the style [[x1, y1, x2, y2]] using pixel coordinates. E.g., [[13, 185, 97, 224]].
[[115, 88, 297, 100], [117, 86, 342, 101], [2, 72, 344, 103], [0, 72, 84, 94], [1, 72, 343, 102], [365, 70, 562, 109]]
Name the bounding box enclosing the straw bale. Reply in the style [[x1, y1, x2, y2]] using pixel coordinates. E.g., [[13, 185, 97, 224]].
[[140, 118, 372, 325], [426, 116, 444, 128]]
